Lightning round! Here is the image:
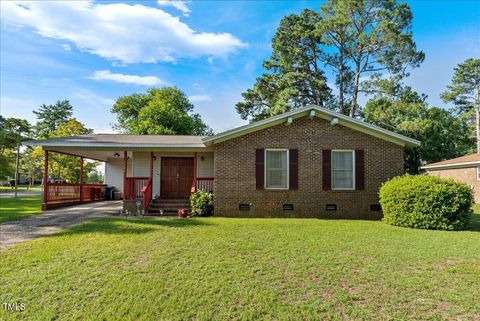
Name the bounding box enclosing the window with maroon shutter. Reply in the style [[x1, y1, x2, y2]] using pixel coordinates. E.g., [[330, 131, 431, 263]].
[[355, 149, 365, 190], [331, 150, 354, 190], [289, 149, 298, 190], [265, 149, 288, 189], [322, 149, 331, 190], [255, 149, 264, 189]]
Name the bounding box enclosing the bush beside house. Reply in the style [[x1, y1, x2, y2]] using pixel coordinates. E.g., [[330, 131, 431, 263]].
[[379, 175, 473, 231], [190, 189, 214, 217]]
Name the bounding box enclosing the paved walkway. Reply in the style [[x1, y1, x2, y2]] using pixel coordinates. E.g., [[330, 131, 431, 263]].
[[0, 201, 122, 249]]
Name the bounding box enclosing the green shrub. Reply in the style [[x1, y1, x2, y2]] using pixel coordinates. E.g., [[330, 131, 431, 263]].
[[190, 189, 214, 217], [379, 175, 473, 231]]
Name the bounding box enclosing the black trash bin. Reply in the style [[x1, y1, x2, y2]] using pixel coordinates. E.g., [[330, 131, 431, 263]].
[[105, 186, 114, 200]]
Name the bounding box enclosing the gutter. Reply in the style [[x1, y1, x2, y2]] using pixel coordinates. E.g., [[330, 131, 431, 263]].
[[421, 161, 480, 170]]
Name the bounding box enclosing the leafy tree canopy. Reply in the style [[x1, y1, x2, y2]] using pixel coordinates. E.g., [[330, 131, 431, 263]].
[[236, 0, 424, 121], [112, 87, 212, 135], [236, 9, 331, 122], [0, 116, 31, 151], [363, 81, 474, 173], [0, 116, 31, 180], [46, 119, 96, 183], [50, 118, 92, 138], [441, 58, 480, 152], [319, 0, 424, 117], [33, 100, 73, 139], [441, 58, 480, 111]]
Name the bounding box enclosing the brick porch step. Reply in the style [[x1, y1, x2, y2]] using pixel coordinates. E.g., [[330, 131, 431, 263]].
[[147, 198, 191, 215]]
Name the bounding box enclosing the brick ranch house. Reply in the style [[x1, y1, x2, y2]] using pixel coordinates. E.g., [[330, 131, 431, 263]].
[[27, 105, 420, 218], [422, 153, 480, 203]]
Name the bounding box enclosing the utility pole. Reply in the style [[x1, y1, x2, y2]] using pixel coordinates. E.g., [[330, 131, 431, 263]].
[[14, 142, 20, 198]]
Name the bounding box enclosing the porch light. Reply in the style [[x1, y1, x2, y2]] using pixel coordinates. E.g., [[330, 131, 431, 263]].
[[113, 153, 120, 158], [286, 117, 293, 125], [309, 110, 316, 118], [330, 117, 339, 126]]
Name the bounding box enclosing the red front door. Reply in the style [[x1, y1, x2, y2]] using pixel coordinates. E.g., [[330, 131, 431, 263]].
[[161, 157, 194, 198]]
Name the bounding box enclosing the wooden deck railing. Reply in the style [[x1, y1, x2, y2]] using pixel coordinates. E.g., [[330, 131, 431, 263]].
[[45, 183, 106, 204], [124, 177, 153, 211], [141, 178, 153, 211], [124, 177, 149, 200], [195, 177, 214, 193]]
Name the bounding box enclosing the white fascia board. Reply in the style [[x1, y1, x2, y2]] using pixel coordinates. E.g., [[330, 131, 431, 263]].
[[24, 141, 207, 148], [203, 107, 312, 145], [421, 161, 480, 170], [203, 105, 420, 147]]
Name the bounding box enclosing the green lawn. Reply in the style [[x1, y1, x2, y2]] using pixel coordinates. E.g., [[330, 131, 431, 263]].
[[0, 186, 42, 193], [1, 214, 479, 320], [0, 195, 42, 223]]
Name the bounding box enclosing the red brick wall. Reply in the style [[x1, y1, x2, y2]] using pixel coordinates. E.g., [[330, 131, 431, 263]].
[[214, 116, 405, 219], [427, 167, 479, 203]]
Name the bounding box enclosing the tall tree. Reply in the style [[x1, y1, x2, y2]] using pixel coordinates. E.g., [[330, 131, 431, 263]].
[[236, 9, 331, 122], [318, 0, 424, 117], [47, 119, 96, 183], [112, 87, 212, 135], [441, 58, 480, 152], [20, 147, 43, 186], [33, 100, 73, 138], [0, 117, 31, 180], [363, 84, 474, 173]]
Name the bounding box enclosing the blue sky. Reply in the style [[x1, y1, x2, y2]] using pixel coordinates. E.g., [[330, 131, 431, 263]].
[[1, 0, 479, 133]]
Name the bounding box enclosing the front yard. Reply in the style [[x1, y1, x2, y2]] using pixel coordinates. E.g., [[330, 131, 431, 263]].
[[0, 196, 42, 223], [1, 212, 479, 320]]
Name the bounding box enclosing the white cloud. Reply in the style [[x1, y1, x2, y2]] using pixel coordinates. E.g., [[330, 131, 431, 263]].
[[157, 0, 191, 16], [70, 89, 115, 108], [61, 44, 71, 51], [0, 97, 38, 124], [90, 70, 166, 86], [189, 94, 212, 103], [1, 1, 246, 64]]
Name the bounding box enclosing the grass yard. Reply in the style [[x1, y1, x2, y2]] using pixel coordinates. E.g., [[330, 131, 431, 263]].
[[1, 214, 479, 320], [0, 186, 42, 193], [0, 195, 42, 223]]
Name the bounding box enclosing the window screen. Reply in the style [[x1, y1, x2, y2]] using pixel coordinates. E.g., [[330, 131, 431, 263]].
[[265, 150, 288, 189], [332, 150, 354, 189]]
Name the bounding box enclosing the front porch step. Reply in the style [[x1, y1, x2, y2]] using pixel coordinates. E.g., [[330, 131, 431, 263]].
[[151, 198, 190, 203], [147, 198, 191, 215]]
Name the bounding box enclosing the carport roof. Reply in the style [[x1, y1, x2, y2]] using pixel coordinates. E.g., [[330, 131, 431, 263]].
[[24, 134, 208, 148]]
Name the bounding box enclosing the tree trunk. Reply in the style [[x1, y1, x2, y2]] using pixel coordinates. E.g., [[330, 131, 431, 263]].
[[476, 107, 480, 153], [338, 54, 345, 114], [350, 66, 360, 117]]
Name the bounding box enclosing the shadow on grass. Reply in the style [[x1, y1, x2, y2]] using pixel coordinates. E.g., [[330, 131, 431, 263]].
[[0, 196, 42, 223], [467, 213, 480, 232], [48, 217, 211, 237]]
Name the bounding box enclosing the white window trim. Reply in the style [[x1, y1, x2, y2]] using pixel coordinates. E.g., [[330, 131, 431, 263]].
[[264, 149, 289, 190], [331, 149, 355, 191], [477, 166, 480, 181]]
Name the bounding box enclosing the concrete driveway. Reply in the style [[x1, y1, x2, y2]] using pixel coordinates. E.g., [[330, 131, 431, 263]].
[[0, 201, 122, 249]]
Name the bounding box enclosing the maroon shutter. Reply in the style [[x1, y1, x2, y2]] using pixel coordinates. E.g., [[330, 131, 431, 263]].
[[255, 149, 264, 190], [289, 149, 298, 190], [355, 149, 365, 190], [322, 149, 331, 190]]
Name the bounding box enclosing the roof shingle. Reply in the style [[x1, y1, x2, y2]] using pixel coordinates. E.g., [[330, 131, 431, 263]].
[[422, 153, 480, 169]]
